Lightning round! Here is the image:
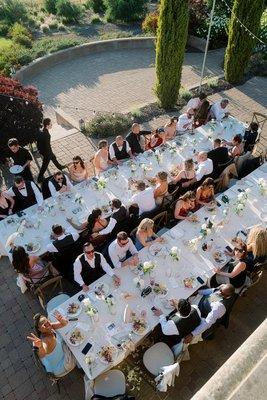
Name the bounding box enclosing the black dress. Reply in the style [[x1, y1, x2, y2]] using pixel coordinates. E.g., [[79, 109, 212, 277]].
[[0, 198, 12, 220]]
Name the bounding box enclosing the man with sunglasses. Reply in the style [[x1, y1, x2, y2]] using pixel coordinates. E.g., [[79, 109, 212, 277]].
[[73, 242, 121, 292], [48, 171, 73, 198], [108, 231, 139, 269], [176, 108, 195, 134]]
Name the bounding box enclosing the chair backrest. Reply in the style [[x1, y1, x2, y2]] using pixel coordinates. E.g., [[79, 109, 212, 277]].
[[130, 227, 138, 241], [42, 176, 52, 200], [34, 276, 63, 309], [152, 211, 167, 232], [251, 112, 267, 157]]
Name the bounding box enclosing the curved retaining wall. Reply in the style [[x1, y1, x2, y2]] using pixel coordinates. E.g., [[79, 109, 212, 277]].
[[13, 37, 155, 81]]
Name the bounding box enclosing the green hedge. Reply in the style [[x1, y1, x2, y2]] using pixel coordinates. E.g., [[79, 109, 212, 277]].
[[85, 113, 132, 138]]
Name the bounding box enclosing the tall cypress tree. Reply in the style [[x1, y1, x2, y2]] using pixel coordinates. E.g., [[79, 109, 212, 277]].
[[155, 0, 189, 109], [224, 0, 264, 84]]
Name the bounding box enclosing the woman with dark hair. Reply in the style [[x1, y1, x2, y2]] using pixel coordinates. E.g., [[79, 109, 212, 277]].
[[196, 177, 215, 206], [213, 243, 248, 290], [12, 246, 48, 283], [68, 156, 88, 183], [225, 135, 244, 158], [27, 312, 75, 376], [194, 99, 210, 127], [174, 191, 197, 221]]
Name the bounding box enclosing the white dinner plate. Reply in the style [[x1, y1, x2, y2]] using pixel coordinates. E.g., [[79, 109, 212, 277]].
[[132, 321, 149, 336], [149, 244, 167, 257], [98, 345, 118, 364], [212, 248, 227, 264], [9, 165, 23, 174], [66, 302, 82, 318], [67, 328, 85, 347], [24, 242, 41, 254]]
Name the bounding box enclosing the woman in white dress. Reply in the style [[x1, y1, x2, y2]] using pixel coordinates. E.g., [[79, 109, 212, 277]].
[[94, 140, 114, 176]]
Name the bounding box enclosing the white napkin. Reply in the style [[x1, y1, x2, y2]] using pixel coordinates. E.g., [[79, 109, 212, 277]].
[[155, 362, 180, 392], [76, 322, 90, 332]]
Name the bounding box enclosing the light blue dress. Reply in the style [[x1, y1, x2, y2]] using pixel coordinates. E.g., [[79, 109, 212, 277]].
[[135, 235, 155, 251], [41, 334, 66, 376]]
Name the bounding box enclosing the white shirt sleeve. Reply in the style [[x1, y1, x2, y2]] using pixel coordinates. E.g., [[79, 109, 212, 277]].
[[108, 243, 122, 269], [31, 182, 43, 206], [73, 257, 84, 286], [48, 180, 58, 198], [109, 144, 115, 160], [191, 302, 226, 336], [128, 238, 138, 256], [46, 243, 58, 253], [195, 163, 206, 181], [126, 141, 131, 153], [6, 188, 15, 197], [159, 315, 179, 336], [100, 217, 117, 235], [100, 254, 114, 276], [65, 175, 73, 190]]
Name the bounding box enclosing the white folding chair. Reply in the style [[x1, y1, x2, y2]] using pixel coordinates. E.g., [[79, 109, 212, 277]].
[[84, 370, 126, 400]]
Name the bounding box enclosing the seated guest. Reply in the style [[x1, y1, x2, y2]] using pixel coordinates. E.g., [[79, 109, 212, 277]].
[[46, 224, 80, 253], [186, 92, 207, 111], [213, 243, 247, 290], [12, 246, 49, 284], [27, 313, 76, 376], [246, 226, 267, 265], [153, 171, 169, 205], [94, 140, 114, 176], [74, 242, 120, 291], [126, 123, 151, 155], [171, 159, 195, 186], [130, 181, 156, 216], [244, 122, 259, 152], [68, 156, 88, 183], [108, 231, 138, 269], [7, 176, 43, 211], [210, 99, 229, 121], [147, 128, 166, 149], [6, 138, 33, 181], [0, 190, 14, 220], [164, 117, 177, 139], [153, 299, 201, 356], [135, 218, 164, 251], [48, 171, 73, 198], [68, 208, 108, 247], [98, 198, 127, 236], [182, 152, 213, 188], [184, 284, 236, 342], [194, 99, 210, 127], [226, 135, 244, 158], [176, 109, 195, 133], [196, 178, 215, 206], [109, 135, 133, 164], [207, 139, 232, 178], [174, 191, 197, 221]]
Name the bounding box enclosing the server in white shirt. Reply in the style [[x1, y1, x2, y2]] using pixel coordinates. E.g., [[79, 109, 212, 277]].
[[73, 242, 120, 292], [182, 152, 213, 188], [46, 224, 80, 253], [109, 135, 133, 164], [7, 175, 43, 211], [108, 231, 138, 269], [130, 181, 156, 216], [210, 99, 229, 121], [186, 92, 207, 111], [176, 109, 195, 133], [184, 284, 235, 343], [48, 171, 73, 198]]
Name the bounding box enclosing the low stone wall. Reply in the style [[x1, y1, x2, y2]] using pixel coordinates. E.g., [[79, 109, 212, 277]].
[[13, 37, 155, 81]]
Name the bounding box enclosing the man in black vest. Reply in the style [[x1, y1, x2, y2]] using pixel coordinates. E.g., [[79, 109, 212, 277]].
[[6, 176, 43, 212], [126, 123, 151, 155], [73, 242, 121, 292], [37, 118, 65, 183], [184, 283, 236, 343], [46, 224, 80, 253], [207, 138, 232, 178], [48, 171, 73, 198], [98, 199, 127, 236], [109, 135, 133, 164], [153, 299, 201, 356]]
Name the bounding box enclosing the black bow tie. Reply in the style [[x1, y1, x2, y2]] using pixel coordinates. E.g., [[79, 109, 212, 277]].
[[19, 187, 26, 190]]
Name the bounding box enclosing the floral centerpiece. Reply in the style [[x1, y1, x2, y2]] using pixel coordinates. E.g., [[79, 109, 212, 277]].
[[154, 149, 163, 164], [168, 142, 178, 155], [137, 260, 156, 275], [233, 189, 250, 215], [95, 176, 107, 190], [140, 163, 151, 174], [187, 237, 200, 253], [82, 298, 98, 317], [74, 192, 83, 205], [105, 295, 116, 314], [169, 246, 180, 261], [133, 277, 145, 290], [16, 219, 26, 236], [200, 218, 214, 238], [257, 178, 267, 195]]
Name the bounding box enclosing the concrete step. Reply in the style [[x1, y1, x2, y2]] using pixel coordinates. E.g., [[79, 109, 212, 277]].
[[50, 124, 78, 142]]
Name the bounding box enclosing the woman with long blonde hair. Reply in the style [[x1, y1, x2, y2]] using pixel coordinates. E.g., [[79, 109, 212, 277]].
[[135, 218, 164, 250], [247, 226, 267, 262]]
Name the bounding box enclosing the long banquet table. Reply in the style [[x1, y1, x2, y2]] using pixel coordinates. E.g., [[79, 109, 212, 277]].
[[50, 165, 267, 380]]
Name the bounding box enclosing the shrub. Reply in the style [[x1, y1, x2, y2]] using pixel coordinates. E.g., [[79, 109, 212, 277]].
[[0, 42, 32, 75], [99, 31, 133, 40], [48, 21, 58, 29], [91, 16, 101, 24], [44, 0, 57, 14], [206, 76, 219, 88], [0, 0, 28, 25], [85, 113, 132, 138], [0, 19, 9, 35], [58, 23, 66, 31], [104, 0, 148, 23], [56, 0, 84, 23], [8, 22, 32, 48], [142, 11, 158, 34], [41, 24, 50, 33], [85, 0, 106, 14], [179, 86, 192, 101], [39, 16, 45, 23]]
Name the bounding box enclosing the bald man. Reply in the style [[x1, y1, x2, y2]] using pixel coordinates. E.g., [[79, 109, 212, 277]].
[[126, 123, 151, 155], [109, 135, 133, 164]]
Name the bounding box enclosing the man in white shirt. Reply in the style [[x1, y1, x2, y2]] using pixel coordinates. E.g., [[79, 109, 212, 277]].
[[99, 199, 127, 236], [48, 171, 73, 198], [109, 135, 133, 164], [184, 284, 236, 342], [108, 231, 138, 269], [182, 152, 213, 188], [176, 109, 195, 133], [186, 92, 207, 111], [7, 175, 43, 211], [130, 181, 156, 216], [210, 99, 230, 121], [73, 242, 121, 292], [46, 224, 80, 253]]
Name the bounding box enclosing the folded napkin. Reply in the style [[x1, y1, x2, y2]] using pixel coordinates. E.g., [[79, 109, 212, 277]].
[[155, 362, 180, 392]]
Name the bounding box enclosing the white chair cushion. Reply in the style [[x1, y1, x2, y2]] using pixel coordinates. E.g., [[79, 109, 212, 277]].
[[94, 370, 126, 397], [46, 294, 70, 314], [143, 342, 174, 376]]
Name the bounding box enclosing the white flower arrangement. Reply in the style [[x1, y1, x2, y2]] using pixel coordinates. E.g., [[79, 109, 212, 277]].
[[154, 149, 162, 164], [95, 176, 107, 190], [82, 298, 98, 317], [74, 192, 83, 204], [169, 246, 180, 261], [104, 295, 115, 307], [200, 219, 214, 238], [168, 142, 178, 155], [233, 189, 250, 215], [16, 219, 26, 236], [133, 277, 145, 289], [187, 237, 200, 252], [257, 178, 267, 195], [140, 163, 151, 173], [137, 260, 156, 275]]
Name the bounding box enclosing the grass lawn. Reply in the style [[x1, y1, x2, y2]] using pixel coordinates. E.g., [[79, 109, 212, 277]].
[[0, 37, 12, 51]]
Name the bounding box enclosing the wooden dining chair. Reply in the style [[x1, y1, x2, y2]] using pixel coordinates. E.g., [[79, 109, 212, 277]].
[[34, 275, 64, 310], [152, 211, 168, 233]]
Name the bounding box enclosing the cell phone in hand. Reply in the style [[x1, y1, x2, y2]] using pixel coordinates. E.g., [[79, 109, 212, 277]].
[[225, 245, 232, 252], [197, 276, 205, 284], [81, 343, 92, 355]]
